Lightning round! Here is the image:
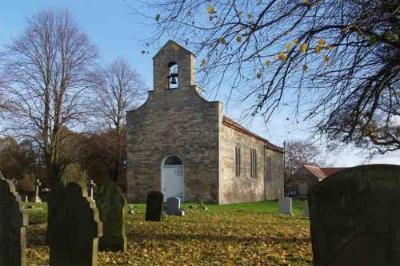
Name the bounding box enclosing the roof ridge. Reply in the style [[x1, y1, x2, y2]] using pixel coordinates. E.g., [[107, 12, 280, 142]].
[[153, 40, 195, 59], [222, 116, 283, 153]]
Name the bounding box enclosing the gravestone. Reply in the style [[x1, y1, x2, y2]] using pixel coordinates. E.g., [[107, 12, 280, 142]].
[[278, 197, 292, 215], [303, 200, 309, 217], [49, 182, 102, 266], [145, 191, 163, 221], [308, 164, 400, 266], [166, 197, 185, 216], [0, 174, 28, 266], [94, 179, 127, 251]]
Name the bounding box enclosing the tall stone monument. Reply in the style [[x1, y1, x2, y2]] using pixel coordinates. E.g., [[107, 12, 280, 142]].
[[34, 179, 42, 203], [94, 179, 127, 251], [88, 179, 96, 201], [308, 164, 400, 266], [49, 182, 102, 266], [0, 173, 28, 266]]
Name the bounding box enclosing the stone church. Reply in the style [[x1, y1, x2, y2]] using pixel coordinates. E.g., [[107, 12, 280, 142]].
[[126, 40, 284, 204]]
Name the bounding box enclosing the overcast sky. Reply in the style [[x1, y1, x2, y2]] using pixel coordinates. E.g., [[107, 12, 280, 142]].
[[1, 0, 399, 166]]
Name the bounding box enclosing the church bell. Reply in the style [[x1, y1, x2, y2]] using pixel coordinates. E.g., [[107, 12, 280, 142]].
[[170, 72, 178, 85]]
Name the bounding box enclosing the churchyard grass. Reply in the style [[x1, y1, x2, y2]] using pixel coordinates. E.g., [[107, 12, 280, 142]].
[[25, 200, 312, 265]]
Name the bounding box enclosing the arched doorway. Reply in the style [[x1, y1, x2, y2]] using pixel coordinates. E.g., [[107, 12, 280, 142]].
[[161, 156, 184, 201]]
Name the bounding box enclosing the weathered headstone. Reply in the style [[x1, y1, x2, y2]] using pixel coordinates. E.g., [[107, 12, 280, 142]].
[[49, 182, 102, 266], [145, 191, 163, 221], [94, 179, 127, 251], [278, 197, 292, 215], [0, 174, 28, 266], [166, 197, 185, 216], [309, 164, 400, 266], [303, 200, 309, 217]]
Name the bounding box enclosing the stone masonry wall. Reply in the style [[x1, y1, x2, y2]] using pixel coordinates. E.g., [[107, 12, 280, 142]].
[[264, 149, 284, 200], [219, 125, 266, 204], [153, 40, 195, 91], [126, 87, 221, 203]]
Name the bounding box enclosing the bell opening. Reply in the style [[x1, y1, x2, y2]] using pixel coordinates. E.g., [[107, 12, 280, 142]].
[[168, 62, 179, 89]]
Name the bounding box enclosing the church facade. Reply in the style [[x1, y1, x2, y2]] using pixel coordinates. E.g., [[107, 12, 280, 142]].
[[126, 40, 284, 204]]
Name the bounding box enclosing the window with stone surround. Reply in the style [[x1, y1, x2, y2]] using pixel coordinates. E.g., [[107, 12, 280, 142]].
[[250, 149, 257, 178], [235, 145, 241, 177]]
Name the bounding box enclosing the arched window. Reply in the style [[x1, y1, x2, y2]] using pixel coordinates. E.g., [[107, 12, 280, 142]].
[[168, 62, 179, 89], [164, 155, 183, 165]]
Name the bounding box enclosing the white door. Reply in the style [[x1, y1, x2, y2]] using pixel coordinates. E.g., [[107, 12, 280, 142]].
[[162, 156, 184, 201], [163, 165, 184, 200]]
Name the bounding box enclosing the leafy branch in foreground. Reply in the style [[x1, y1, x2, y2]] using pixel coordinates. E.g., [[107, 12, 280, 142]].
[[131, 0, 400, 154]]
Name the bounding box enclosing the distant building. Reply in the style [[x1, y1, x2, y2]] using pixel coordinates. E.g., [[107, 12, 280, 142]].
[[126, 40, 284, 204], [292, 165, 347, 196]]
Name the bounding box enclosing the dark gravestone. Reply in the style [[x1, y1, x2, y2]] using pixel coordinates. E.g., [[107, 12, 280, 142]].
[[94, 179, 127, 251], [49, 182, 102, 266], [0, 174, 28, 266], [166, 197, 184, 216], [308, 164, 400, 266], [145, 191, 163, 221]]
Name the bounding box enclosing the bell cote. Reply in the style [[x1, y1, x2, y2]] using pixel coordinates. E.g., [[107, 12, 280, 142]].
[[153, 40, 196, 91]]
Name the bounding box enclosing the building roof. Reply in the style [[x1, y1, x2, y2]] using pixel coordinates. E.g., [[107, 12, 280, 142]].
[[152, 40, 196, 59], [303, 165, 347, 180], [222, 116, 284, 153]]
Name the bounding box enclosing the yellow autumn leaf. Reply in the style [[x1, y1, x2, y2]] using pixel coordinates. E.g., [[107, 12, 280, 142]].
[[317, 38, 326, 46], [323, 55, 330, 63], [219, 37, 226, 45], [315, 45, 322, 54], [278, 52, 287, 61], [236, 35, 242, 42], [285, 43, 291, 51], [300, 43, 308, 53], [293, 39, 299, 46], [207, 5, 216, 14]]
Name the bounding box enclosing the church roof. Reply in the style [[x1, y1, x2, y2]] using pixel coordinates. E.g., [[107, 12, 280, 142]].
[[303, 165, 347, 180], [222, 116, 284, 153], [152, 40, 196, 59]]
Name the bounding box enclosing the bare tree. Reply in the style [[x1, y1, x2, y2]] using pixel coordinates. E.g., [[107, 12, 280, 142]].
[[285, 140, 322, 179], [132, 0, 400, 154], [89, 59, 145, 184], [0, 9, 97, 186], [90, 58, 145, 131]]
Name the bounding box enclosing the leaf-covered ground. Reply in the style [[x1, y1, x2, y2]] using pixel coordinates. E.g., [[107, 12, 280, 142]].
[[25, 200, 312, 265]]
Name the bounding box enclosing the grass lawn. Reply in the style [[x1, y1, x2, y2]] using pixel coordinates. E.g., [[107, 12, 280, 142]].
[[24, 200, 312, 265]]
